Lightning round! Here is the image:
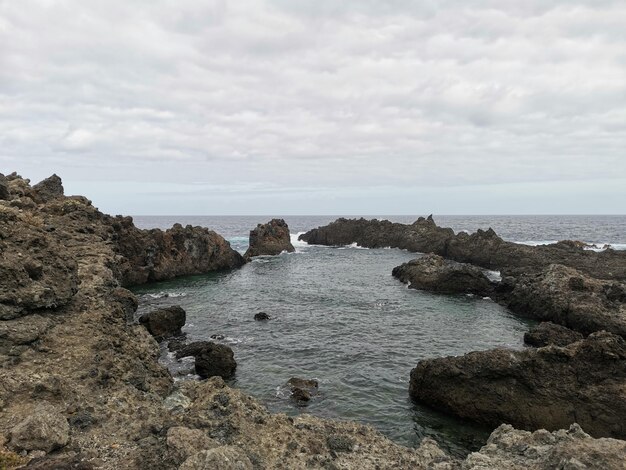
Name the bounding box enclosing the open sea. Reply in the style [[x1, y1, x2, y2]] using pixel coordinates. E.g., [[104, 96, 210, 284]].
[[131, 215, 626, 456]]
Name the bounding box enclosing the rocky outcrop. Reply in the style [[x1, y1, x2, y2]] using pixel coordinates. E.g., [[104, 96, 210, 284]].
[[113, 220, 245, 286], [392, 254, 494, 295], [176, 341, 237, 379], [409, 331, 626, 439], [524, 322, 584, 347], [31, 174, 64, 203], [244, 218, 295, 259], [300, 217, 626, 281], [463, 423, 626, 470], [139, 306, 186, 340], [9, 403, 70, 452], [499, 264, 626, 337], [0, 173, 9, 200]]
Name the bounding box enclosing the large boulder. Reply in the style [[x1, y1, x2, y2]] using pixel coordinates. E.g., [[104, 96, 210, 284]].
[[524, 322, 584, 347], [176, 341, 237, 379], [409, 331, 626, 439], [139, 306, 186, 340], [463, 423, 626, 470], [32, 174, 64, 203], [244, 219, 295, 259], [9, 403, 70, 452], [392, 254, 493, 295]]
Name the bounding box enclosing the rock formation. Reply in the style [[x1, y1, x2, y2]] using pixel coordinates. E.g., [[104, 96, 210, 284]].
[[244, 218, 295, 260], [176, 341, 237, 379], [409, 331, 626, 440], [139, 306, 187, 340], [392, 254, 494, 295], [524, 322, 584, 348], [300, 217, 626, 281]]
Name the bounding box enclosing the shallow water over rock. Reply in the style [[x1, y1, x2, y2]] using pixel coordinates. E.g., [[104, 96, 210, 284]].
[[134, 239, 535, 456]]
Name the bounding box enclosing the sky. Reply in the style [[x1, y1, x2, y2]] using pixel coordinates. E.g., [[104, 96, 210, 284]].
[[1, 0, 625, 215]]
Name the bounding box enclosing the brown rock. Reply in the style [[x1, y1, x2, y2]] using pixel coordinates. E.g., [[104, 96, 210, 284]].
[[244, 219, 295, 260], [166, 426, 218, 463], [9, 403, 69, 452], [409, 331, 626, 439]]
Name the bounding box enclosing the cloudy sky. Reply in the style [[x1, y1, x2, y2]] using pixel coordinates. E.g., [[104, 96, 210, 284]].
[[1, 0, 625, 215]]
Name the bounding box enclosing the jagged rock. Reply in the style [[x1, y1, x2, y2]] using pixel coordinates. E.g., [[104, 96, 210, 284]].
[[409, 331, 626, 439], [524, 322, 584, 347], [179, 446, 253, 470], [0, 173, 9, 200], [463, 423, 626, 470], [176, 341, 237, 379], [244, 219, 295, 259], [166, 426, 218, 464], [254, 312, 270, 321], [32, 174, 64, 203], [9, 403, 69, 452], [114, 222, 245, 286], [139, 306, 186, 340], [299, 217, 626, 281], [500, 264, 626, 337], [392, 254, 494, 295]]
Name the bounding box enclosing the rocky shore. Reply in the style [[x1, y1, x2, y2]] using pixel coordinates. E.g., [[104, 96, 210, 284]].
[[2, 177, 625, 469]]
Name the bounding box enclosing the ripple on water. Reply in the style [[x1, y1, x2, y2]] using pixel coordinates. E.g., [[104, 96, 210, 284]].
[[134, 245, 534, 457]]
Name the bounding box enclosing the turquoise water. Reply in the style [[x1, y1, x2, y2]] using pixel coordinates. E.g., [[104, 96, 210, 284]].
[[131, 222, 544, 455]]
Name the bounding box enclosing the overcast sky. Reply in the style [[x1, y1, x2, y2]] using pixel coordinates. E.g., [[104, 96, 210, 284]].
[[1, 0, 625, 215]]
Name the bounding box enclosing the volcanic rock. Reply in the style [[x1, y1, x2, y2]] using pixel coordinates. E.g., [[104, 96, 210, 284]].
[[176, 341, 237, 379], [179, 446, 253, 470], [409, 331, 626, 439], [500, 264, 626, 337], [9, 403, 70, 452], [524, 322, 584, 348], [139, 306, 186, 340], [392, 254, 494, 295], [244, 219, 295, 260], [254, 312, 270, 321], [166, 426, 218, 464], [0, 173, 9, 200], [31, 174, 64, 203], [287, 377, 319, 403]]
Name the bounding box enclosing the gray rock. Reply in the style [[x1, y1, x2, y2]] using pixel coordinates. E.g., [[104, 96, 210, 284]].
[[9, 403, 70, 452], [179, 446, 253, 470]]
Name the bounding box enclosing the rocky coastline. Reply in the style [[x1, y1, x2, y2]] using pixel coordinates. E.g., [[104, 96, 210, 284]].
[[2, 176, 625, 469]]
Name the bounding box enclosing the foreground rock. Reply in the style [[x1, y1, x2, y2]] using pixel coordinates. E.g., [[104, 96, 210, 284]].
[[524, 322, 584, 347], [463, 423, 626, 470], [244, 218, 295, 260], [9, 403, 69, 452], [139, 306, 186, 340], [500, 264, 626, 337], [176, 341, 237, 379], [410, 331, 626, 439], [392, 254, 494, 295], [300, 217, 626, 281]]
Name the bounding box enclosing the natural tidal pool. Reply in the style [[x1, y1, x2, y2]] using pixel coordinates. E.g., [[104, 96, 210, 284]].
[[133, 241, 535, 456]]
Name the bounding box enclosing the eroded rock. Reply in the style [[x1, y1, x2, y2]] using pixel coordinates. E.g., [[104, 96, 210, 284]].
[[524, 322, 584, 348], [409, 331, 626, 439], [244, 219, 295, 259]]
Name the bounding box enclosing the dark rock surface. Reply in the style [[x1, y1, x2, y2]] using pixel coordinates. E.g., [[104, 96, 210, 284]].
[[409, 331, 626, 439], [176, 341, 237, 379], [244, 218, 295, 260], [299, 217, 626, 281], [0, 173, 9, 200], [287, 377, 319, 402], [499, 264, 626, 337], [31, 174, 64, 203], [392, 254, 494, 295], [524, 322, 584, 348], [139, 306, 186, 340], [254, 312, 270, 321]]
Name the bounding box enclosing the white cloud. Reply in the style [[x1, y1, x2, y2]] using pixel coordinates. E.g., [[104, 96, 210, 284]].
[[0, 0, 624, 213]]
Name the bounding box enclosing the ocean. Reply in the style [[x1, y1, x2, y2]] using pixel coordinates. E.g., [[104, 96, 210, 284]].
[[131, 215, 626, 456]]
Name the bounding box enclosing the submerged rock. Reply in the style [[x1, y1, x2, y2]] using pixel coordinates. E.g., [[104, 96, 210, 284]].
[[244, 219, 295, 260], [287, 377, 319, 403], [392, 254, 494, 295], [409, 331, 626, 439], [254, 312, 270, 321], [139, 305, 186, 340], [524, 322, 584, 347]]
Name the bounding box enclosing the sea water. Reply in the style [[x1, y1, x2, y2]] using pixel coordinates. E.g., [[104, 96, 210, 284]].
[[131, 215, 625, 456]]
